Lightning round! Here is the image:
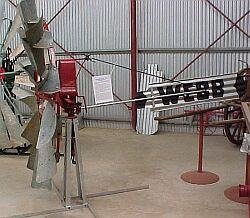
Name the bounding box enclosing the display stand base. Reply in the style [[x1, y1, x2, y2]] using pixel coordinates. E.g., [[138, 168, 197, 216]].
[[224, 186, 248, 204], [53, 118, 150, 212], [181, 170, 219, 185]]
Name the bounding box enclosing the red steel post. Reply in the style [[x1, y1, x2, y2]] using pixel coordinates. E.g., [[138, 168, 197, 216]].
[[198, 113, 204, 172], [131, 0, 137, 130]]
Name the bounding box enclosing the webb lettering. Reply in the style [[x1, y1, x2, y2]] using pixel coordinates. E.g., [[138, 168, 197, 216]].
[[157, 79, 224, 105]]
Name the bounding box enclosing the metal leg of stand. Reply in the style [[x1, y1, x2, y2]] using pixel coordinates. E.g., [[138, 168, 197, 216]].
[[61, 118, 87, 208], [63, 119, 72, 208], [73, 119, 88, 204], [57, 117, 148, 211]]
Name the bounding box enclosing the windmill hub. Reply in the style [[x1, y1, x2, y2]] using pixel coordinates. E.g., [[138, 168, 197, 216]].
[[35, 59, 82, 118]]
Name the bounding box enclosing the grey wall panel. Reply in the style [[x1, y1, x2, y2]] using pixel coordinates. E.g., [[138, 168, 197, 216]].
[[137, 0, 250, 49], [138, 52, 250, 80], [2, 0, 131, 50], [43, 0, 131, 51]]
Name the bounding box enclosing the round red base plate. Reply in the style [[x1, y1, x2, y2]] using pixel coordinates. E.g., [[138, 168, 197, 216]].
[[181, 170, 219, 185], [224, 186, 248, 204]]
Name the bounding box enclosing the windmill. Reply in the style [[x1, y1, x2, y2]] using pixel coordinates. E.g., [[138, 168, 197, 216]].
[[0, 0, 87, 208]]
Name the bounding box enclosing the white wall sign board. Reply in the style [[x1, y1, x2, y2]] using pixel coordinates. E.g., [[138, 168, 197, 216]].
[[92, 75, 114, 104]]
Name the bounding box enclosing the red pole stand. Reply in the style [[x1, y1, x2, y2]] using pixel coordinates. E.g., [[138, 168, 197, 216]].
[[224, 154, 250, 204], [181, 113, 219, 185]]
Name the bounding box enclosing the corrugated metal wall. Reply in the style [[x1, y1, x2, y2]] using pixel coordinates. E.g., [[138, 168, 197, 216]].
[[1, 0, 250, 132], [137, 0, 250, 132]]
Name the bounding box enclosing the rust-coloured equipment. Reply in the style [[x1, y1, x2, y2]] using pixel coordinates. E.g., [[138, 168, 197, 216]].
[[181, 112, 219, 185], [223, 69, 250, 206], [156, 107, 224, 185], [154, 68, 250, 187]]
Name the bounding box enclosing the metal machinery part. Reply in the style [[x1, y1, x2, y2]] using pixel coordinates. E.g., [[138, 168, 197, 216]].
[[32, 58, 87, 207], [152, 69, 249, 186], [223, 69, 250, 205], [4, 0, 248, 215], [0, 48, 32, 156], [181, 113, 219, 185], [0, 2, 149, 213], [223, 68, 250, 146], [2, 48, 16, 92], [224, 100, 246, 145], [56, 60, 87, 207]]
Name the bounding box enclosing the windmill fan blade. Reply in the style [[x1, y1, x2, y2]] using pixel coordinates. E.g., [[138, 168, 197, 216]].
[[20, 96, 37, 113], [36, 140, 56, 184], [9, 43, 24, 61], [31, 148, 52, 190], [33, 31, 54, 49], [25, 16, 44, 46], [12, 85, 37, 113], [14, 0, 59, 188], [22, 112, 40, 146], [20, 32, 45, 77], [15, 60, 36, 84], [35, 101, 57, 183], [14, 58, 32, 72], [2, 13, 22, 52], [0, 101, 26, 146], [18, 15, 46, 76], [23, 112, 40, 170], [12, 84, 34, 99], [15, 56, 50, 73], [14, 74, 35, 89], [27, 145, 37, 170], [0, 109, 10, 149], [38, 66, 60, 94], [37, 101, 57, 148], [18, 0, 38, 26]]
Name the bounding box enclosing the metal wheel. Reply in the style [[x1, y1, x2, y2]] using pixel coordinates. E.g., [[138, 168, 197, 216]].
[[224, 101, 246, 145]]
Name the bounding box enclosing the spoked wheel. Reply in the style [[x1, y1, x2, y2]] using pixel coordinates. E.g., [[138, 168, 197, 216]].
[[224, 101, 246, 145]]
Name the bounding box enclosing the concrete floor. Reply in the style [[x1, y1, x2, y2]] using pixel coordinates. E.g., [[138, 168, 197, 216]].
[[0, 128, 248, 218]]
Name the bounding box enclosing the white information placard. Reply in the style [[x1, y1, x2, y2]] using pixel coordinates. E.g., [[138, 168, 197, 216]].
[[92, 75, 114, 104]]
